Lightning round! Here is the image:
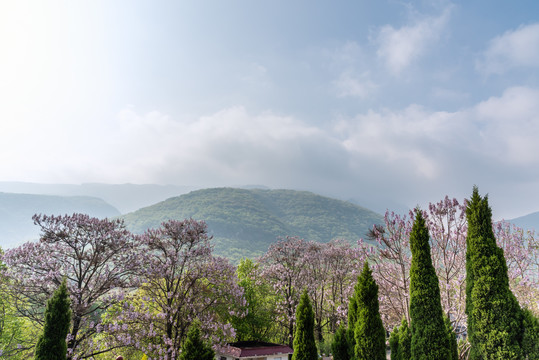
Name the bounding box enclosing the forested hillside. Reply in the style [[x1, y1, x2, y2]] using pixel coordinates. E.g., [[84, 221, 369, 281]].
[[0, 192, 120, 248], [122, 188, 383, 261]]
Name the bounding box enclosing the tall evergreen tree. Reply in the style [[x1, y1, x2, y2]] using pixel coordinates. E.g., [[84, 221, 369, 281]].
[[332, 324, 352, 360], [398, 318, 411, 360], [521, 308, 539, 360], [179, 321, 215, 360], [35, 278, 71, 360], [389, 325, 400, 360], [465, 187, 523, 359], [353, 262, 386, 360], [444, 316, 458, 360], [408, 209, 450, 360], [292, 290, 318, 360]]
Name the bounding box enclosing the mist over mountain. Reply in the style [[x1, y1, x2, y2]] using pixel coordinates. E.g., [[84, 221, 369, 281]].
[[506, 211, 539, 232], [121, 187, 384, 262], [0, 192, 120, 248], [0, 182, 196, 214]]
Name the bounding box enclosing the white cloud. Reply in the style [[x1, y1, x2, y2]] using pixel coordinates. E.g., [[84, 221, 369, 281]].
[[333, 71, 377, 99], [478, 23, 539, 74], [375, 7, 451, 75]]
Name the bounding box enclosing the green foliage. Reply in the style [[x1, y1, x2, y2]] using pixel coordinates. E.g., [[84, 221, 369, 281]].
[[35, 278, 71, 360], [522, 308, 539, 360], [122, 188, 383, 263], [397, 318, 411, 360], [353, 262, 386, 360], [465, 187, 524, 360], [331, 324, 352, 360], [178, 322, 215, 360], [409, 210, 450, 360], [292, 290, 318, 360], [231, 258, 277, 342], [389, 325, 400, 360], [444, 316, 458, 360]]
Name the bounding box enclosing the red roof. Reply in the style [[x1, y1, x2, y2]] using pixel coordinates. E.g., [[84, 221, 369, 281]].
[[217, 341, 293, 358]]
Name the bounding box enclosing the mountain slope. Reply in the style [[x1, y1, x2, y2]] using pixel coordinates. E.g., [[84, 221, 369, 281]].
[[507, 211, 539, 231], [122, 188, 383, 261], [0, 192, 120, 249]]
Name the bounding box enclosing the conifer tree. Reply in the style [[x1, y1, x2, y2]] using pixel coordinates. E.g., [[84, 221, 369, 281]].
[[35, 278, 71, 360], [179, 321, 215, 360], [332, 324, 352, 360], [292, 290, 318, 360], [389, 326, 400, 360], [522, 308, 539, 360], [397, 318, 411, 360], [408, 209, 450, 360], [465, 187, 523, 359], [444, 316, 458, 360], [353, 262, 386, 360]]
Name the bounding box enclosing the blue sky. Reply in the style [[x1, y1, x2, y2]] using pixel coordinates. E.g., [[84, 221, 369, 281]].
[[2, 0, 539, 218]]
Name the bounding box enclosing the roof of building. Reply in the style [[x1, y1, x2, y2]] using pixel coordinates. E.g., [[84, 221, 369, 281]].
[[217, 341, 293, 358]]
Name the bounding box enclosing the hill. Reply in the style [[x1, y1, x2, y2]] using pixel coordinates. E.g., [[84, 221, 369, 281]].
[[0, 192, 120, 249], [507, 211, 539, 232], [0, 182, 196, 214], [122, 188, 384, 261]]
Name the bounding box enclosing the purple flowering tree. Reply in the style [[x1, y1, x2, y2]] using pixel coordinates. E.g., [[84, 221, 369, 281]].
[[103, 219, 245, 360], [1, 213, 138, 359]]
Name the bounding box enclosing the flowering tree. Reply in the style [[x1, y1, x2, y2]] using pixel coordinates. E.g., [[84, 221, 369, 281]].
[[1, 214, 138, 359], [494, 221, 539, 314], [363, 211, 412, 326], [104, 219, 244, 360], [259, 236, 309, 346]]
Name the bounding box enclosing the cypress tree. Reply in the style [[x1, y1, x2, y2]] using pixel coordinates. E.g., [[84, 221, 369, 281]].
[[347, 294, 358, 351], [332, 324, 352, 360], [292, 290, 318, 360], [179, 321, 215, 360], [409, 209, 450, 360], [35, 278, 71, 360], [389, 326, 400, 360], [398, 318, 411, 360], [444, 316, 458, 360], [353, 262, 386, 360], [521, 308, 539, 360], [465, 187, 523, 359]]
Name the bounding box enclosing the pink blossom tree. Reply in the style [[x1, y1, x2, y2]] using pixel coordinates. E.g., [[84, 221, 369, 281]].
[[1, 213, 138, 359], [103, 219, 245, 360]]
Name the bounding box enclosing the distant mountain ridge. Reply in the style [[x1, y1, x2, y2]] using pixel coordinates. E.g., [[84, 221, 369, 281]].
[[122, 187, 384, 262], [507, 211, 539, 232], [0, 192, 120, 248], [0, 182, 196, 214]]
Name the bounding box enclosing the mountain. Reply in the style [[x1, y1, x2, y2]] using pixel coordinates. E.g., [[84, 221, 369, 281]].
[[506, 211, 539, 232], [0, 182, 196, 214], [122, 188, 384, 262], [0, 192, 120, 249]]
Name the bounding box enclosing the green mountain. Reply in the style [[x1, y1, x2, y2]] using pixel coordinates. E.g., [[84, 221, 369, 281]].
[[122, 188, 383, 261], [0, 192, 120, 249]]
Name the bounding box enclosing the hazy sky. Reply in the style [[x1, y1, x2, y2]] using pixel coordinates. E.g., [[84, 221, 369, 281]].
[[2, 0, 539, 219]]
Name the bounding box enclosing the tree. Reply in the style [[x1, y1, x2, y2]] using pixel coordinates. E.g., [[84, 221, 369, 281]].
[[331, 324, 352, 360], [389, 326, 400, 360], [353, 262, 386, 360], [35, 278, 71, 360], [105, 219, 244, 359], [260, 236, 309, 346], [231, 258, 277, 342], [521, 308, 539, 360], [444, 316, 458, 360], [465, 187, 523, 359], [292, 290, 317, 360], [409, 209, 450, 360], [178, 322, 214, 360], [2, 214, 138, 359], [397, 318, 411, 360]]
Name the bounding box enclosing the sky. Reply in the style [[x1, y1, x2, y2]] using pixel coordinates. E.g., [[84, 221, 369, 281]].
[[2, 0, 539, 219]]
